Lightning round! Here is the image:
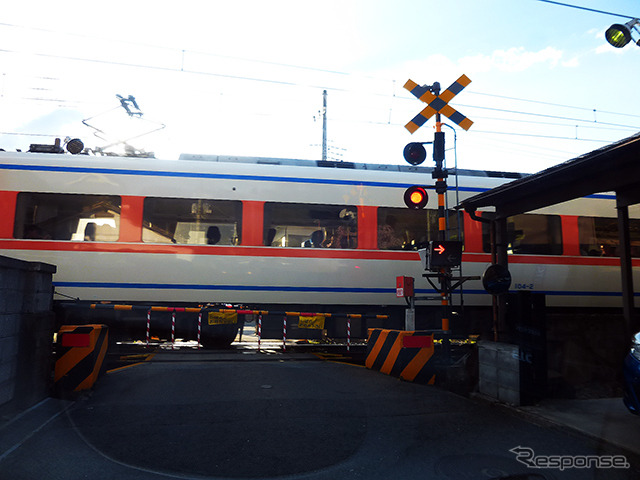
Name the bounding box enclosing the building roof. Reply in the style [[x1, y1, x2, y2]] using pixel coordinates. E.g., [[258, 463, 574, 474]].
[[458, 131, 640, 218]]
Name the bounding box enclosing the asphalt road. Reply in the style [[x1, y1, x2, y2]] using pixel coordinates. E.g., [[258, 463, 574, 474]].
[[1, 347, 639, 480]]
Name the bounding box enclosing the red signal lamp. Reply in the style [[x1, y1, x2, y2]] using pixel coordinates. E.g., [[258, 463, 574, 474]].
[[404, 186, 428, 209]]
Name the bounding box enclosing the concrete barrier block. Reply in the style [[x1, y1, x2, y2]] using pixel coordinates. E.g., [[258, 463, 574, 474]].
[[479, 378, 499, 399], [498, 365, 520, 390], [0, 269, 22, 291], [22, 291, 54, 314], [479, 363, 498, 384], [478, 343, 497, 366], [365, 329, 436, 384], [478, 340, 523, 405], [498, 384, 520, 405], [0, 314, 21, 338], [0, 358, 17, 385], [497, 346, 519, 372], [6, 291, 24, 314], [0, 335, 19, 362], [0, 256, 56, 417], [0, 379, 16, 406]]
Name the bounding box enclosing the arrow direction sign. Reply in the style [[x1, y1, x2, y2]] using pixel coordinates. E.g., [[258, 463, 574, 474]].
[[404, 75, 473, 133], [427, 241, 463, 269]]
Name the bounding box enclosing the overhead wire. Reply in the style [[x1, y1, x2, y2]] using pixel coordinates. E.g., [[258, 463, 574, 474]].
[[466, 90, 640, 121], [1, 18, 639, 126], [2, 45, 637, 131], [0, 21, 360, 78], [1, 18, 639, 124], [454, 102, 640, 130], [465, 129, 615, 143], [0, 20, 639, 149], [534, 0, 638, 20]]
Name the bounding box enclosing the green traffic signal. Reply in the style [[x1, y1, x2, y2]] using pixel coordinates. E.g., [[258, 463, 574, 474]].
[[606, 23, 632, 48]]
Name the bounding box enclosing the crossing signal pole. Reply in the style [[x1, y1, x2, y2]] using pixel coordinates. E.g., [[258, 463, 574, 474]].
[[434, 103, 451, 332], [402, 75, 476, 335]]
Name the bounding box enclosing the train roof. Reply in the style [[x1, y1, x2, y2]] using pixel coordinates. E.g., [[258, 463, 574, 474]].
[[0, 141, 525, 180], [178, 153, 526, 180]]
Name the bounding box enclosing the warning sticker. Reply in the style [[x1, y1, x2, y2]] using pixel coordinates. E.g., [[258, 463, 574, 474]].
[[208, 312, 238, 325], [298, 315, 325, 330]]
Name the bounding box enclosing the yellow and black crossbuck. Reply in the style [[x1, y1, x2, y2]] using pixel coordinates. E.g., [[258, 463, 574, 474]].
[[404, 74, 473, 133]]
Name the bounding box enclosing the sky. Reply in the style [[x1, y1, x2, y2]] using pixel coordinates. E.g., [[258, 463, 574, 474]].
[[1, 0, 640, 173]]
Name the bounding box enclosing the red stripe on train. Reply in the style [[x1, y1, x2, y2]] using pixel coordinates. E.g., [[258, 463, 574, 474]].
[[1, 240, 637, 267]]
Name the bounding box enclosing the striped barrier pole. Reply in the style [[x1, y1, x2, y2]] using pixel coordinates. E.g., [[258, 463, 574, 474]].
[[89, 303, 387, 317], [88, 303, 388, 320], [146, 308, 151, 348], [257, 314, 262, 352], [282, 315, 287, 352], [171, 311, 176, 349], [85, 304, 390, 346]]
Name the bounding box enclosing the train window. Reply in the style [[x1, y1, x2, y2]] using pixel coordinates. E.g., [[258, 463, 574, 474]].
[[142, 198, 241, 245], [13, 193, 120, 241], [578, 216, 640, 257], [263, 202, 357, 248], [482, 214, 563, 255], [377, 208, 463, 250]]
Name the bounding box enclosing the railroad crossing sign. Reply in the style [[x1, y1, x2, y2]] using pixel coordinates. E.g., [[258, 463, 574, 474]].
[[404, 74, 473, 133]]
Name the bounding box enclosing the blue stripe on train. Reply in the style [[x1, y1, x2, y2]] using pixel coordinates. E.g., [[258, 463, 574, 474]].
[[54, 281, 392, 294], [0, 163, 415, 189], [53, 282, 633, 297], [0, 163, 612, 197]]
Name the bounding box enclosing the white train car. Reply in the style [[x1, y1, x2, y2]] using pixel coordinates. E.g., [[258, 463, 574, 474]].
[[0, 149, 637, 343]]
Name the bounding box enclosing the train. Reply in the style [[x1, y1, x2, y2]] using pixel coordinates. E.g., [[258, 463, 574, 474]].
[[1, 145, 637, 345]]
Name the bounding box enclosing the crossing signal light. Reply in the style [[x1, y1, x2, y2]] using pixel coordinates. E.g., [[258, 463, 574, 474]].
[[427, 240, 463, 269], [403, 142, 427, 166], [404, 186, 428, 209]]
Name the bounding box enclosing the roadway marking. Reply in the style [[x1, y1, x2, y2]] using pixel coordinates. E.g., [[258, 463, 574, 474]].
[[0, 398, 73, 462]]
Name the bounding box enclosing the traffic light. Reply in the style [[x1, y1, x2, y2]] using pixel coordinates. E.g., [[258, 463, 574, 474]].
[[427, 240, 462, 269], [403, 186, 428, 209], [605, 20, 638, 48], [403, 142, 426, 166]]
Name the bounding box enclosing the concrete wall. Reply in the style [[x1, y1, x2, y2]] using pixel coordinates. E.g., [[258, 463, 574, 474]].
[[478, 341, 521, 405], [0, 255, 56, 418]]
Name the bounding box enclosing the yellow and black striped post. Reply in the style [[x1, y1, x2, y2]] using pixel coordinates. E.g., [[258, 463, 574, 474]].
[[365, 329, 435, 384], [434, 114, 451, 333], [54, 324, 109, 392]]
